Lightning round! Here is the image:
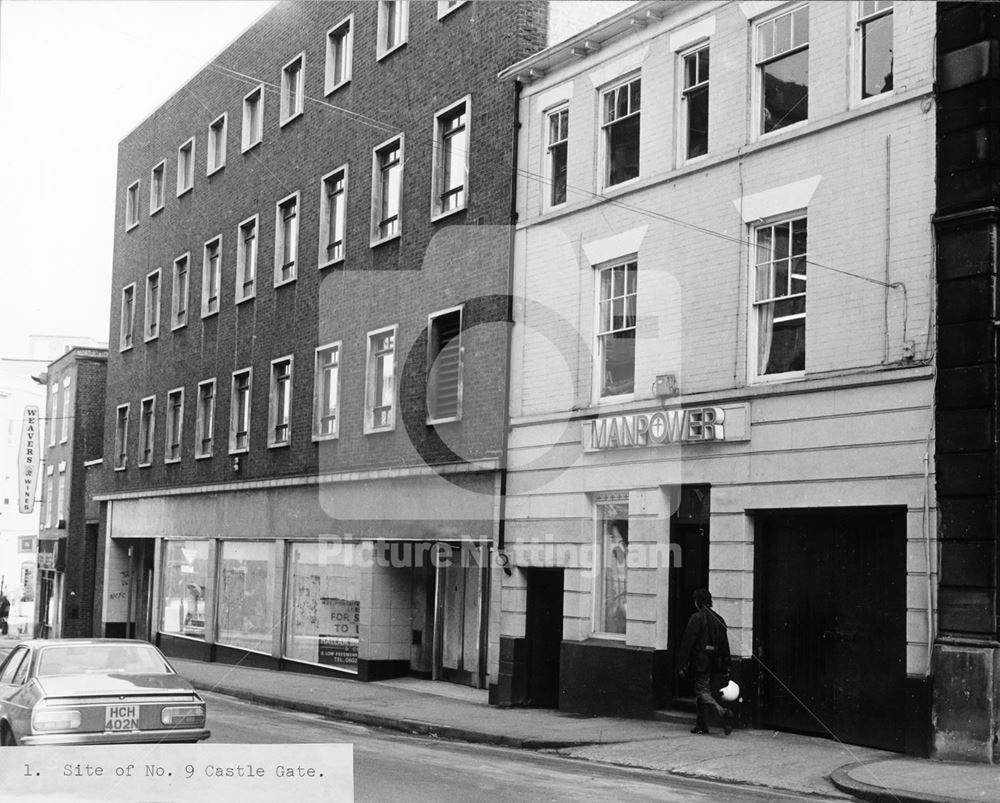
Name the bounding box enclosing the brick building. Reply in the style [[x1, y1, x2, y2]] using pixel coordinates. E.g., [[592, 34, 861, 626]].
[[94, 0, 634, 689], [497, 0, 937, 754], [36, 347, 107, 639]]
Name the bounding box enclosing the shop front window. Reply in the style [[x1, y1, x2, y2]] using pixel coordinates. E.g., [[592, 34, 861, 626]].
[[160, 541, 210, 640], [285, 542, 360, 673], [596, 495, 629, 635], [217, 541, 274, 654]]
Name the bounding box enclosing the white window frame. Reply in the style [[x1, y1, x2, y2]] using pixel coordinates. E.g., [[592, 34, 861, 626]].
[[437, 0, 467, 19], [601, 74, 642, 189], [201, 235, 222, 318], [144, 268, 161, 342], [377, 0, 409, 60], [371, 134, 404, 246], [313, 341, 341, 441], [592, 492, 629, 639], [165, 387, 184, 464], [207, 113, 228, 175], [236, 214, 259, 302], [268, 355, 294, 448], [120, 283, 136, 351], [325, 15, 353, 94], [125, 180, 140, 231], [426, 306, 463, 424], [855, 1, 894, 103], [431, 96, 471, 220], [56, 463, 66, 527], [59, 376, 71, 444], [172, 252, 191, 331], [545, 105, 569, 208], [48, 383, 58, 447], [594, 259, 638, 402], [274, 191, 300, 285], [364, 324, 397, 434], [241, 84, 264, 152], [754, 3, 809, 138], [748, 213, 808, 383], [150, 160, 166, 215], [176, 137, 195, 196], [137, 395, 156, 467], [114, 404, 130, 470], [229, 368, 253, 454], [44, 466, 54, 526], [319, 165, 348, 268], [195, 379, 216, 459], [280, 53, 305, 126], [678, 42, 710, 164]]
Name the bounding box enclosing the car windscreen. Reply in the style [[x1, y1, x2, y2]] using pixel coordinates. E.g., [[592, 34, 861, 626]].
[[36, 644, 172, 677]]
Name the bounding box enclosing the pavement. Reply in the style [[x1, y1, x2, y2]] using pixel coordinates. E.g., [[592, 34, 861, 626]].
[[2, 636, 997, 801]]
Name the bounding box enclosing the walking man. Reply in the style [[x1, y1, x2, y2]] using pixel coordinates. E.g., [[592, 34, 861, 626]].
[[678, 588, 734, 735]]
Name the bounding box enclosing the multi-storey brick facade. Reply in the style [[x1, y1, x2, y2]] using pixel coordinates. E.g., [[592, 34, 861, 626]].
[[498, 0, 937, 753], [36, 347, 107, 639], [96, 0, 635, 689]]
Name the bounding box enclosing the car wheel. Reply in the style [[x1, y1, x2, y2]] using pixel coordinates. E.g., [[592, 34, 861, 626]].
[[1, 725, 17, 746]]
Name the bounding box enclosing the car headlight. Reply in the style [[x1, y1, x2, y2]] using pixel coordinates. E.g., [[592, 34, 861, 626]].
[[32, 710, 82, 732], [160, 705, 205, 727]]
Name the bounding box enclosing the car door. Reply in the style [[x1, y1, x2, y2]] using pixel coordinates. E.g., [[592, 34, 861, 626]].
[[0, 647, 31, 740]]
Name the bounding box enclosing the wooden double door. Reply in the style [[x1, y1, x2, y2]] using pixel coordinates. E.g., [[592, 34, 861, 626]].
[[754, 508, 906, 752]]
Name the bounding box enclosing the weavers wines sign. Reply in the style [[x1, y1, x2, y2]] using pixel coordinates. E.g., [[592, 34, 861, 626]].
[[586, 406, 727, 451], [18, 406, 39, 513]]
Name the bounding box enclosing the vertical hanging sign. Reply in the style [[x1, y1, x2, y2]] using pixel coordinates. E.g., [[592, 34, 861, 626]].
[[18, 406, 39, 513]]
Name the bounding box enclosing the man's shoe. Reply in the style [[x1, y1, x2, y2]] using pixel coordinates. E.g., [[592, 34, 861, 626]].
[[723, 711, 734, 736], [690, 726, 709, 734]]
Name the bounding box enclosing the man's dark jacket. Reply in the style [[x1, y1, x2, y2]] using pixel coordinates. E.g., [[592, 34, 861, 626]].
[[678, 607, 731, 674]]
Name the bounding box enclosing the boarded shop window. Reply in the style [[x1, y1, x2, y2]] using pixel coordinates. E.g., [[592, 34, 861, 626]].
[[218, 541, 274, 654], [285, 542, 360, 674], [160, 540, 210, 640]]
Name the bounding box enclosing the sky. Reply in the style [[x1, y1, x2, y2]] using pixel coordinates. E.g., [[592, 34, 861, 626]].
[[0, 0, 276, 357], [0, 0, 631, 360]]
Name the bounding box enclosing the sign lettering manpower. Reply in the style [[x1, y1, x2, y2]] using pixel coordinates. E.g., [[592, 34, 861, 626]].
[[18, 406, 40, 513], [588, 407, 727, 451]]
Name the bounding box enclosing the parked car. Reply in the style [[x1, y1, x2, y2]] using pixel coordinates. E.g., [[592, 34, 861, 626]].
[[0, 639, 210, 746]]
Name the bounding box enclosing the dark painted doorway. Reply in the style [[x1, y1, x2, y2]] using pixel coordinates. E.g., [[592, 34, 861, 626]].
[[754, 507, 906, 752], [524, 568, 564, 707], [668, 486, 711, 699]]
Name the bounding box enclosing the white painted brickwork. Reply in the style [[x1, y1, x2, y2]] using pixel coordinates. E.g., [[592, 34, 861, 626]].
[[503, 1, 938, 676]]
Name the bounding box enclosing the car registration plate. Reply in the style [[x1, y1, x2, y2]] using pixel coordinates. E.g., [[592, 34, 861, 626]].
[[104, 704, 139, 732]]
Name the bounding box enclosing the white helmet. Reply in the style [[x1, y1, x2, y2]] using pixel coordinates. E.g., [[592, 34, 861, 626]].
[[719, 680, 740, 702]]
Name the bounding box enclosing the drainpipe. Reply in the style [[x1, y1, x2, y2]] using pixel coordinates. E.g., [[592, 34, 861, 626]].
[[497, 79, 523, 557]]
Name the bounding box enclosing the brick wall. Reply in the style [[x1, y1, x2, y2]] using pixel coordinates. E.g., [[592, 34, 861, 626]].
[[103, 1, 549, 495]]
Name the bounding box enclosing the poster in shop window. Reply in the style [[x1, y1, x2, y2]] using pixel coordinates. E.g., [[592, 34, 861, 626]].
[[319, 597, 359, 669]]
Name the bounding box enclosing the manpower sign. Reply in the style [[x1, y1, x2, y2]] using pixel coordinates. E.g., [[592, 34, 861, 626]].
[[583, 403, 750, 451]]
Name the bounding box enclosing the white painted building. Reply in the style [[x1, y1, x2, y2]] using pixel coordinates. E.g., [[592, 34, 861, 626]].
[[497, 0, 936, 754]]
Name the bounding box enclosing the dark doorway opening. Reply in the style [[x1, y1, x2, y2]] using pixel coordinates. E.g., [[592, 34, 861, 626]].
[[668, 486, 711, 700], [754, 507, 907, 752], [524, 568, 564, 707]]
